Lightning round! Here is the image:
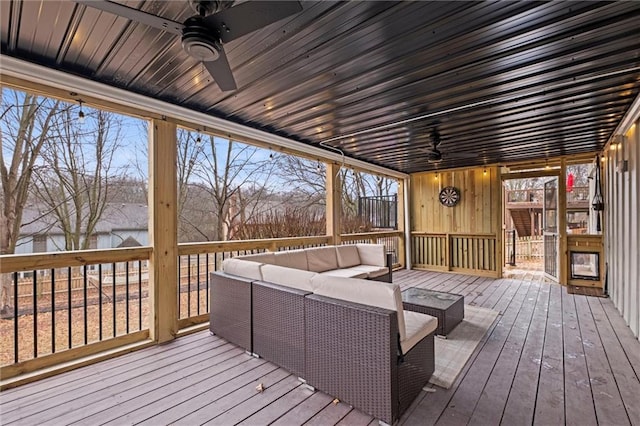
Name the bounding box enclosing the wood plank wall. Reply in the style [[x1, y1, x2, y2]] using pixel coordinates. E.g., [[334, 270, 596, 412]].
[[410, 166, 501, 276], [605, 119, 640, 339], [410, 167, 498, 234]]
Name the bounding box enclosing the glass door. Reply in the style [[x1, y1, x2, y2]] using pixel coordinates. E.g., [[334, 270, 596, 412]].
[[543, 178, 559, 281]]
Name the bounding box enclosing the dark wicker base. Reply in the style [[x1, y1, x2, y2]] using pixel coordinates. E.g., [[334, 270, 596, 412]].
[[252, 281, 311, 378], [305, 294, 398, 424], [210, 272, 253, 352]]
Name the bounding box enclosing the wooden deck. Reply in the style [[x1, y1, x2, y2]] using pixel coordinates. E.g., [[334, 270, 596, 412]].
[[2, 270, 639, 426]]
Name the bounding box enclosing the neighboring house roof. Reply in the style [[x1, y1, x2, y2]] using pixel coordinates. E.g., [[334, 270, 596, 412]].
[[116, 236, 142, 248], [19, 203, 148, 236]]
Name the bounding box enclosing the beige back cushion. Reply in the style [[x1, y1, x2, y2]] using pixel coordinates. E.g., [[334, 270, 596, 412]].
[[356, 244, 386, 267], [335, 245, 361, 268], [311, 275, 406, 340], [222, 258, 263, 281], [260, 264, 316, 292], [239, 252, 276, 265], [274, 249, 309, 270], [306, 246, 339, 272]]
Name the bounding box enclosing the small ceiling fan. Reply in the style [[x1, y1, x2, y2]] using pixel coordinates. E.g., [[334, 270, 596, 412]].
[[421, 128, 476, 164], [76, 0, 303, 91]]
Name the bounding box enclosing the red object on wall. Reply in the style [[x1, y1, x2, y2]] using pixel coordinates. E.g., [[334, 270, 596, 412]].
[[567, 173, 574, 192]]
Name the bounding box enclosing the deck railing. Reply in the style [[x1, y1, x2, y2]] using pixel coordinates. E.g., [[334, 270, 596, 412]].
[[0, 247, 152, 374], [410, 232, 497, 275], [175, 235, 330, 327], [0, 232, 403, 376]]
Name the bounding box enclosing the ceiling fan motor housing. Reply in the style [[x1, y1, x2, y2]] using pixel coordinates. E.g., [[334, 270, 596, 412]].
[[181, 15, 221, 62]]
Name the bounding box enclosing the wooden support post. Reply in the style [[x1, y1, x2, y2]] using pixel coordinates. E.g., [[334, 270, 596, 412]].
[[493, 166, 504, 278], [148, 119, 178, 343], [397, 179, 407, 268], [558, 159, 568, 285], [326, 163, 342, 245]]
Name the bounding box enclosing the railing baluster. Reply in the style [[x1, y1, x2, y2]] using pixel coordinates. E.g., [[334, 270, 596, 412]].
[[206, 253, 210, 312], [112, 262, 116, 337], [126, 261, 130, 334], [177, 256, 181, 319], [83, 265, 88, 345], [197, 254, 201, 316], [51, 268, 56, 354], [187, 254, 191, 318], [99, 264, 103, 341], [138, 261, 142, 330], [68, 267, 72, 349], [13, 272, 18, 363], [33, 272, 37, 358]]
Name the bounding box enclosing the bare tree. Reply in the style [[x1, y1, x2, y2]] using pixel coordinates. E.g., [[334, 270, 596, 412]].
[[1, 89, 64, 312], [31, 108, 125, 250], [172, 134, 279, 241]]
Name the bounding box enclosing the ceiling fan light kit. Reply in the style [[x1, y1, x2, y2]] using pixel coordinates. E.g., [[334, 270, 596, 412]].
[[77, 0, 303, 91]]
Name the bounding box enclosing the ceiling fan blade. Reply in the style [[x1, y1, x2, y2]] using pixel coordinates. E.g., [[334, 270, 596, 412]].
[[207, 1, 303, 44], [76, 0, 183, 35], [203, 49, 237, 91]]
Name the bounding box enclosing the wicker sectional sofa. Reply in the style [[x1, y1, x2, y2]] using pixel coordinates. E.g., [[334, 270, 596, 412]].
[[209, 244, 438, 424]]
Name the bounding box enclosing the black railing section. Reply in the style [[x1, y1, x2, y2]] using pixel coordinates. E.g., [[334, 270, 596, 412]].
[[358, 194, 397, 229], [1, 261, 148, 366], [177, 243, 330, 320]]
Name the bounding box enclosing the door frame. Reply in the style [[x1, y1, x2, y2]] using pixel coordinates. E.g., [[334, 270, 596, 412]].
[[501, 165, 568, 284]]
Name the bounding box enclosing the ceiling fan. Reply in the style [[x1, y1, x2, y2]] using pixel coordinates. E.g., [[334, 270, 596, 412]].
[[421, 128, 476, 164], [76, 0, 303, 91]]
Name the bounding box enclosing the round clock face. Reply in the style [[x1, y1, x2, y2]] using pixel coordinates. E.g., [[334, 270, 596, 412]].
[[439, 186, 460, 207]]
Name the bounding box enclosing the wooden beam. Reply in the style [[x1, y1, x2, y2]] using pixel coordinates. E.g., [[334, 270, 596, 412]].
[[493, 166, 503, 278], [396, 179, 407, 268], [148, 120, 178, 343], [326, 163, 342, 245]]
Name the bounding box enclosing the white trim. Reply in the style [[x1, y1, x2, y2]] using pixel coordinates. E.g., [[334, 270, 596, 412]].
[[0, 55, 408, 179], [611, 91, 640, 139]]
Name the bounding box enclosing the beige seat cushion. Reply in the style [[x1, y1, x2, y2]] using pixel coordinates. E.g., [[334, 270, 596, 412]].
[[274, 249, 309, 270], [260, 264, 316, 292], [335, 245, 361, 268], [222, 258, 263, 281], [350, 264, 389, 278], [319, 267, 368, 279], [306, 246, 339, 272], [239, 252, 276, 265], [401, 311, 438, 354], [356, 244, 386, 267], [311, 275, 406, 341]]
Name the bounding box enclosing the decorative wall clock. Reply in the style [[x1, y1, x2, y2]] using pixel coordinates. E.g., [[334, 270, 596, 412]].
[[439, 186, 460, 207]]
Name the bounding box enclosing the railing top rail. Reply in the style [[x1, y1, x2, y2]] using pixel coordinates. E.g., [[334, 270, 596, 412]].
[[177, 235, 331, 256], [341, 231, 402, 240], [0, 247, 152, 274], [410, 232, 496, 238]]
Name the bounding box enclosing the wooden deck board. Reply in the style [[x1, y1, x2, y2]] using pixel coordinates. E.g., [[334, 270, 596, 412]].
[[492, 276, 550, 425], [574, 295, 630, 425], [435, 278, 533, 425], [533, 282, 565, 425], [2, 270, 640, 426], [561, 290, 598, 426], [587, 297, 640, 424]]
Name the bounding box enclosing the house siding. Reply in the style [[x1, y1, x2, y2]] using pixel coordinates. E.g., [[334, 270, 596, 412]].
[[605, 117, 640, 339]]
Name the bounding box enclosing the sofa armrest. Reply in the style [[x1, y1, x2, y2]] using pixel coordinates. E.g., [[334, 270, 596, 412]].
[[305, 293, 400, 424], [209, 271, 253, 352]]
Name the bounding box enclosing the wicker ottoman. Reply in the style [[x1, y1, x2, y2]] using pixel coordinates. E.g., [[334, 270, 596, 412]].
[[401, 288, 464, 336]]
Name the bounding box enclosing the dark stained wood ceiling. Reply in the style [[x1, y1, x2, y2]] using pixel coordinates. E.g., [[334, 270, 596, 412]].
[[2, 1, 640, 174]]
